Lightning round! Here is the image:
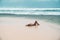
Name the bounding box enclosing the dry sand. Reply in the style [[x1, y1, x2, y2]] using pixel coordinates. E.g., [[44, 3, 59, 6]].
[[0, 17, 60, 40]]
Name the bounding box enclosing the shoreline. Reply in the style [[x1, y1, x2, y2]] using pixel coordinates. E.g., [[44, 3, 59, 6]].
[[0, 15, 60, 25]]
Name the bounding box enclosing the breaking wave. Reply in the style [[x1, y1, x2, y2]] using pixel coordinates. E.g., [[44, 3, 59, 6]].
[[0, 8, 60, 15]]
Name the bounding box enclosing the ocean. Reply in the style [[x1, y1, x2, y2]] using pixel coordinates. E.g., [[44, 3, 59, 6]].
[[0, 8, 60, 25]]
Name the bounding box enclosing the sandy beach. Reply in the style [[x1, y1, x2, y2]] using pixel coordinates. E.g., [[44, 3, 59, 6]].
[[0, 17, 60, 40]]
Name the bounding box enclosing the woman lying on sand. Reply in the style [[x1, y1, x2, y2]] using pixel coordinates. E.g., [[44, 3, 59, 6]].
[[26, 21, 40, 27]]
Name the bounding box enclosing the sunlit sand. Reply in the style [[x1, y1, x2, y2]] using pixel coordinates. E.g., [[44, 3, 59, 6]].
[[0, 17, 60, 40]]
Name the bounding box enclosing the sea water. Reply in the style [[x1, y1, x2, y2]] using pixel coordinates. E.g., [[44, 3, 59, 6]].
[[0, 8, 60, 25]]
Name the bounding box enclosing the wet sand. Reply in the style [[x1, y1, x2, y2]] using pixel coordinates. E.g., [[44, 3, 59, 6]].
[[0, 17, 60, 40]]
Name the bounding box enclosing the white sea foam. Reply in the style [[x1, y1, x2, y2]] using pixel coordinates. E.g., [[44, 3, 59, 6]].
[[0, 8, 60, 15], [0, 8, 60, 10]]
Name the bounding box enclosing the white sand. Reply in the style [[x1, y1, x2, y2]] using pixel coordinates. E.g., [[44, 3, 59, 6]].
[[0, 17, 60, 40]]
